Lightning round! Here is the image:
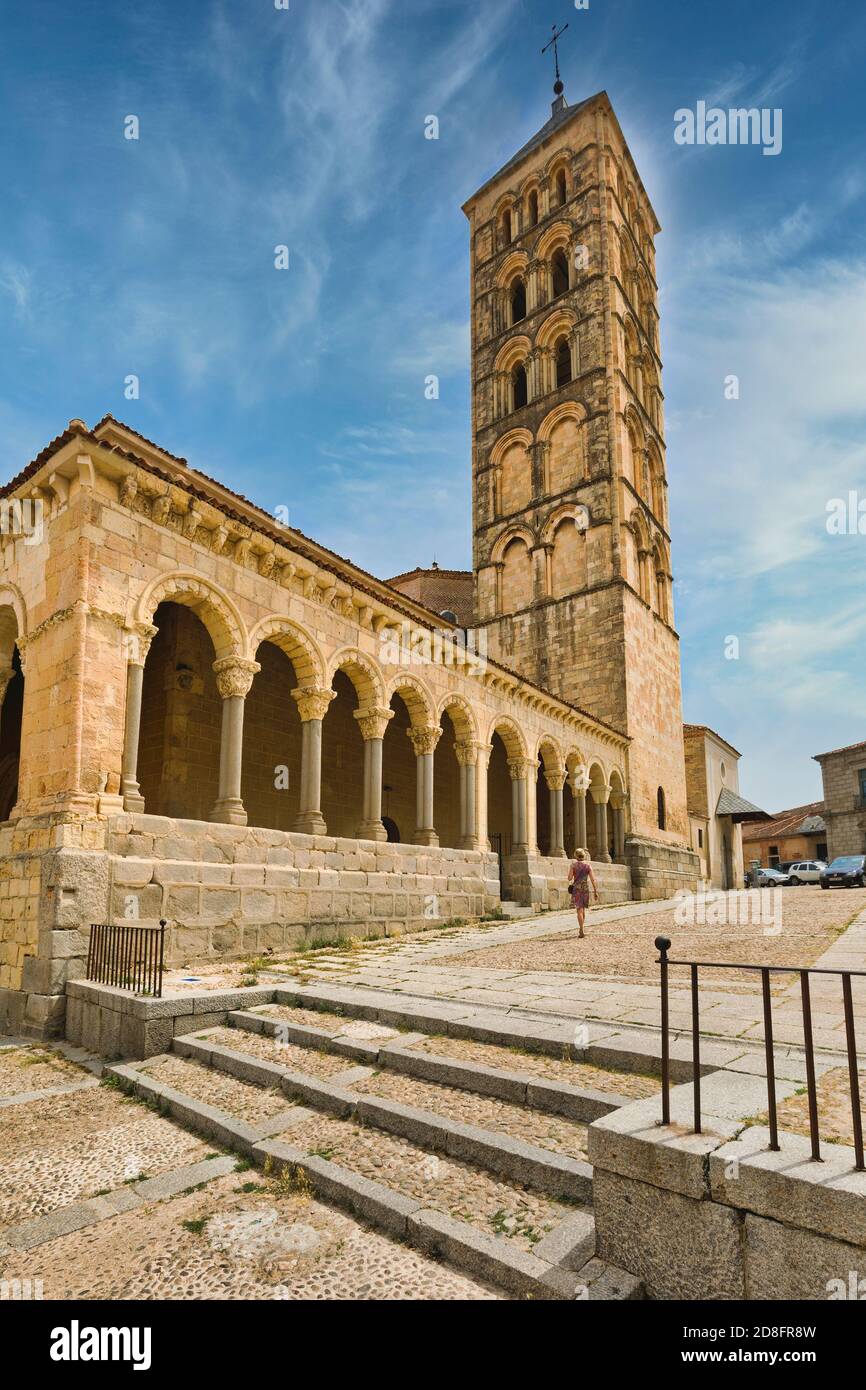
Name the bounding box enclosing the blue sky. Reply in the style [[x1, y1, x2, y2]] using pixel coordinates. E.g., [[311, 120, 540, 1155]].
[[1, 0, 864, 811]]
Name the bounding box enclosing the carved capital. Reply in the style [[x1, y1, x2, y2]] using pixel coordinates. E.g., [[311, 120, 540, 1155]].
[[508, 757, 536, 782], [545, 769, 567, 792], [292, 685, 336, 723], [353, 705, 394, 741], [212, 657, 260, 700], [122, 623, 158, 667], [454, 739, 481, 768], [408, 725, 442, 758]]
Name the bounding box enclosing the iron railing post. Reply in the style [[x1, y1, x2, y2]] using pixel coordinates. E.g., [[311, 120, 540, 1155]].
[[800, 971, 822, 1162], [656, 936, 671, 1124]]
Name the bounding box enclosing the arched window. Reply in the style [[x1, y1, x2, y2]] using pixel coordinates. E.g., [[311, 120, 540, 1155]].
[[555, 336, 572, 388], [500, 209, 513, 247], [552, 249, 569, 298], [510, 276, 527, 324], [657, 787, 666, 831], [528, 189, 539, 227], [555, 169, 567, 207], [512, 363, 528, 411]]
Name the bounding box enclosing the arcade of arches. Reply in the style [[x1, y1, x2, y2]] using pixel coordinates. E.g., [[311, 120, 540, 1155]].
[[125, 601, 628, 864]]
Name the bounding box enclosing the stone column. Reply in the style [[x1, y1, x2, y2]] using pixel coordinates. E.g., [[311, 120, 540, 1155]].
[[476, 743, 493, 851], [508, 757, 534, 850], [291, 686, 336, 835], [455, 740, 480, 849], [354, 705, 394, 842], [408, 725, 441, 846], [610, 792, 627, 861], [120, 625, 157, 813], [210, 657, 260, 826], [546, 770, 566, 858], [593, 786, 612, 863], [570, 765, 590, 855]]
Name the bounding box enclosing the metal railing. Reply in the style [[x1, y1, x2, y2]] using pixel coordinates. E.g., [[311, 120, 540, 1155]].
[[86, 920, 167, 997], [655, 935, 865, 1171]]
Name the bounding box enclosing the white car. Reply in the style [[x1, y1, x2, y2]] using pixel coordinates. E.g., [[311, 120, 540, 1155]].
[[788, 860, 827, 885]]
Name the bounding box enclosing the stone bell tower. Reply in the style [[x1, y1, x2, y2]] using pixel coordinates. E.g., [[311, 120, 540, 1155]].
[[462, 80, 697, 891]]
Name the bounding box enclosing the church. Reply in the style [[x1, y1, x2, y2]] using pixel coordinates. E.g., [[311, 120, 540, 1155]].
[[0, 85, 699, 1039]]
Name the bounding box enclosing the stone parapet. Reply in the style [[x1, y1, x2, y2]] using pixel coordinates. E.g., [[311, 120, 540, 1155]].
[[624, 834, 699, 901]]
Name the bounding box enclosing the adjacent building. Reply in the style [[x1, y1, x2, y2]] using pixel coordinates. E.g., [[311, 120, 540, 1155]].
[[682, 725, 766, 888], [814, 740, 866, 859], [741, 802, 828, 870]]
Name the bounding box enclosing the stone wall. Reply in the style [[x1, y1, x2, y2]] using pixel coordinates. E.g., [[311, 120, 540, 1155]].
[[589, 1078, 866, 1300], [107, 813, 502, 965], [625, 835, 699, 902], [503, 849, 631, 909], [816, 743, 866, 859]]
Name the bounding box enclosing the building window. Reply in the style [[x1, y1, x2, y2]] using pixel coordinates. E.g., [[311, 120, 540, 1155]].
[[556, 169, 567, 207], [697, 827, 704, 849], [512, 363, 528, 411], [555, 336, 572, 388], [657, 787, 666, 831], [528, 189, 539, 227], [769, 845, 780, 867], [552, 249, 569, 298], [859, 768, 866, 804], [510, 277, 527, 324], [501, 209, 513, 247]]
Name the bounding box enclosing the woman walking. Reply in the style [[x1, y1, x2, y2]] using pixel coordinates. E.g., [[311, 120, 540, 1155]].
[[568, 848, 599, 938]]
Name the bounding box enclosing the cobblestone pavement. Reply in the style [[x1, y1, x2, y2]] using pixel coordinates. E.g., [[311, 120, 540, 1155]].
[[0, 1077, 211, 1227], [281, 1111, 574, 1252], [138, 1056, 293, 1124], [346, 1069, 590, 1159], [202, 1026, 352, 1080], [0, 1051, 504, 1300], [404, 1034, 660, 1098], [0, 1044, 90, 1096], [0, 1170, 503, 1301]]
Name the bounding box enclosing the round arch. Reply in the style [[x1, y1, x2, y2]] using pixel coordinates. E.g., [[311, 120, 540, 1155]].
[[135, 572, 246, 661], [386, 672, 436, 729], [487, 716, 527, 762], [438, 694, 478, 743], [248, 616, 325, 688], [327, 647, 386, 708], [494, 335, 532, 375]]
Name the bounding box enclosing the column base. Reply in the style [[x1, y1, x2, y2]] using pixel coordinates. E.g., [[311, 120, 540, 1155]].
[[357, 820, 388, 843], [414, 828, 439, 847], [458, 836, 480, 851], [549, 846, 567, 859], [210, 799, 248, 827], [122, 793, 146, 813], [294, 810, 327, 836]]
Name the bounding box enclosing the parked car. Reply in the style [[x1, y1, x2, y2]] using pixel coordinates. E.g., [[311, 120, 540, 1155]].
[[820, 855, 866, 889], [755, 866, 791, 887], [788, 861, 827, 885]]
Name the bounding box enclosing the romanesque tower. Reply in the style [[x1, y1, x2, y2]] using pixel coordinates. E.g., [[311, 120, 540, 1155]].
[[463, 84, 693, 871]]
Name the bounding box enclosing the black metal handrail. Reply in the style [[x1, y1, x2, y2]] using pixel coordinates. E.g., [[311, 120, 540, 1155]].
[[655, 936, 865, 1171], [86, 920, 167, 997]]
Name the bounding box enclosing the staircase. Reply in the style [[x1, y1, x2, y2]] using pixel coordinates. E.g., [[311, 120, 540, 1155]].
[[106, 994, 645, 1300]]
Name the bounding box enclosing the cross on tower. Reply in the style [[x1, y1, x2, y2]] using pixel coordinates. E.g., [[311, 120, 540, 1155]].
[[541, 22, 569, 96]]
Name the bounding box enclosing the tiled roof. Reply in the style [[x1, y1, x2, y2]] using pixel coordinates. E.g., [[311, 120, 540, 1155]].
[[2, 416, 630, 744], [741, 801, 826, 843], [715, 787, 768, 823], [814, 739, 866, 761]]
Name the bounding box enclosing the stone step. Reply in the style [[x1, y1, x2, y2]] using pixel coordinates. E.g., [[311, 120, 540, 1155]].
[[105, 1054, 642, 1299], [229, 1001, 658, 1118], [169, 1033, 593, 1202], [498, 901, 537, 918]]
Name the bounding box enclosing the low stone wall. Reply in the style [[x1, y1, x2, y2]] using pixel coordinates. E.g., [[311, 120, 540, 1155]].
[[107, 813, 502, 965], [503, 851, 632, 909], [65, 978, 277, 1059], [625, 835, 699, 901], [589, 1073, 866, 1300]]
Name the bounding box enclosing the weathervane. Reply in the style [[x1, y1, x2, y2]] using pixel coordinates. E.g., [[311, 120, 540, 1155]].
[[542, 21, 569, 97]]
